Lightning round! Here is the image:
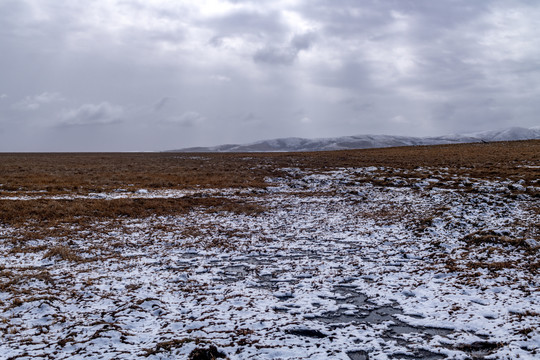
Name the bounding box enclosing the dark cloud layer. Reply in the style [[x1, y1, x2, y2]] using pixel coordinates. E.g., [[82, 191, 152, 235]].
[[0, 0, 538, 151], [253, 32, 315, 65]]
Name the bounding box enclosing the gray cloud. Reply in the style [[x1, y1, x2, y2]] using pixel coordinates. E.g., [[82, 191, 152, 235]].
[[12, 92, 64, 111], [291, 32, 316, 51], [253, 32, 316, 65], [253, 46, 297, 65], [59, 102, 124, 126], [0, 0, 539, 151], [314, 61, 374, 90], [153, 97, 172, 112], [162, 111, 205, 127], [206, 9, 286, 39]]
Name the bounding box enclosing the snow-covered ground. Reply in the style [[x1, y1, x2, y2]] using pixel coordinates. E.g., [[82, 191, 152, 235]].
[[0, 166, 538, 359]]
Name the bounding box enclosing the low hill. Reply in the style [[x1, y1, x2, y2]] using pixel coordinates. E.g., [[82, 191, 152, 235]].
[[171, 126, 540, 152]]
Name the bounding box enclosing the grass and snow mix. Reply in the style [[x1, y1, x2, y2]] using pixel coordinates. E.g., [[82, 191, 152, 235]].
[[1, 155, 539, 359]]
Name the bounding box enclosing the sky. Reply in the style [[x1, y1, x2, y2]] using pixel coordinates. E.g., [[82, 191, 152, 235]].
[[0, 0, 539, 151]]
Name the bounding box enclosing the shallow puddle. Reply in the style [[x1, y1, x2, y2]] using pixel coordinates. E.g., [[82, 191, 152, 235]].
[[313, 286, 454, 359]]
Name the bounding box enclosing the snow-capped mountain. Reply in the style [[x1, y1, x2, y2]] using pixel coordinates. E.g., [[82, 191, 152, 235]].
[[462, 126, 540, 142], [171, 126, 540, 152]]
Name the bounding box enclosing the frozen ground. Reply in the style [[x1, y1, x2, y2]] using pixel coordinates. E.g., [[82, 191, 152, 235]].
[[0, 166, 538, 359]]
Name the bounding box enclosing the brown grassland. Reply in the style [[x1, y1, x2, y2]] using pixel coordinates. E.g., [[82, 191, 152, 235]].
[[0, 140, 539, 226], [1, 140, 538, 191]]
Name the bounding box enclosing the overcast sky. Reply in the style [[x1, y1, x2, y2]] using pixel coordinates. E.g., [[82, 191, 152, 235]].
[[1, 0, 539, 151]]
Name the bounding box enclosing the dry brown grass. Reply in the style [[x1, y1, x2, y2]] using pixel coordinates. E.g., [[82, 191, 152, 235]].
[[0, 197, 264, 226], [0, 268, 54, 293], [462, 230, 529, 248], [143, 338, 197, 355], [0, 140, 538, 195], [0, 153, 275, 195], [43, 245, 84, 262]]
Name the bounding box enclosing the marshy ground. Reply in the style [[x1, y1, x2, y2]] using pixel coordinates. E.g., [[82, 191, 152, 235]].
[[0, 141, 539, 359]]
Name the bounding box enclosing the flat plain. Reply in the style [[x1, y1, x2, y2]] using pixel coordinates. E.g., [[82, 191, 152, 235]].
[[0, 140, 539, 359]]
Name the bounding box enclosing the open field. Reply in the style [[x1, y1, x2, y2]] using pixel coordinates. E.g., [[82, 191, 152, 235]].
[[0, 141, 539, 359]]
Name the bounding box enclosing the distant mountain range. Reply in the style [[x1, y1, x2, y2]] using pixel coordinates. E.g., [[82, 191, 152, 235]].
[[170, 126, 540, 152]]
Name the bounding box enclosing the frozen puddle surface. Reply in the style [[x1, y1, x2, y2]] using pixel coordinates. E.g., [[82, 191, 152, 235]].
[[1, 167, 539, 359]]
